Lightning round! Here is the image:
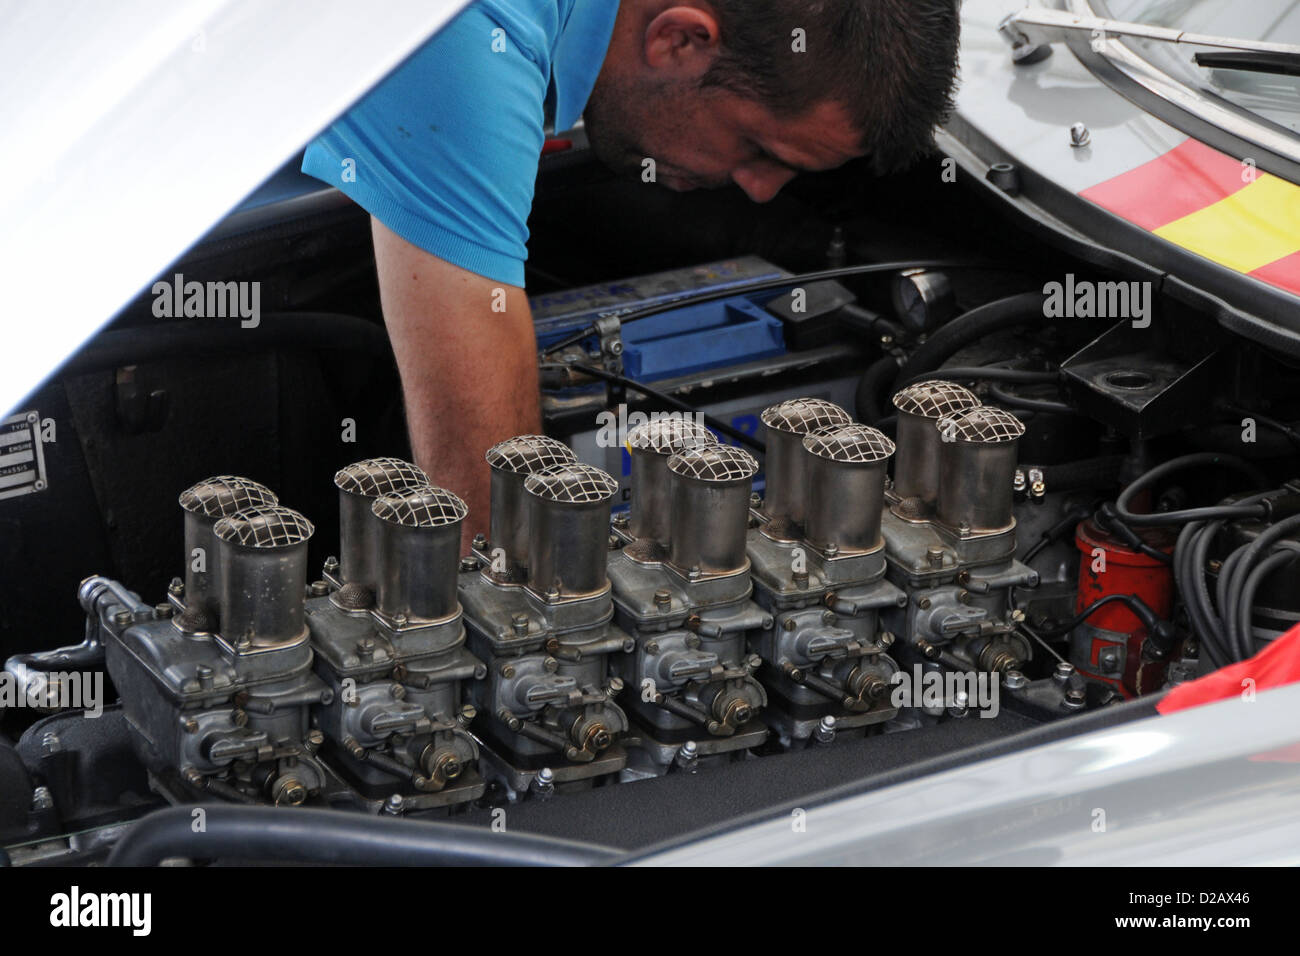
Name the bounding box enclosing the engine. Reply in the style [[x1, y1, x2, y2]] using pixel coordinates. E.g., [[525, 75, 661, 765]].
[[460, 438, 631, 797], [881, 384, 1037, 683], [746, 400, 906, 746], [609, 420, 769, 775]]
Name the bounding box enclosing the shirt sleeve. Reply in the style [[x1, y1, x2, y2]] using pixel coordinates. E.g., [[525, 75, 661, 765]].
[[301, 2, 552, 287]]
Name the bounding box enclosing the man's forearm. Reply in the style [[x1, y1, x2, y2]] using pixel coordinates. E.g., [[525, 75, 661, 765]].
[[372, 219, 541, 543]]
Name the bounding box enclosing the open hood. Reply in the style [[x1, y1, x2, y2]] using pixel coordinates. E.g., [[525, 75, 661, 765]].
[[0, 0, 468, 417]]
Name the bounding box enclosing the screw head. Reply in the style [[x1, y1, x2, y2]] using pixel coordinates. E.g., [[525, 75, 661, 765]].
[[1070, 122, 1091, 148]]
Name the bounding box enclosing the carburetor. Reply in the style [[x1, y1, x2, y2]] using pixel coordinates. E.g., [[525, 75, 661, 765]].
[[101, 477, 331, 805], [881, 382, 1038, 679], [608, 419, 770, 775], [309, 459, 485, 810], [747, 400, 907, 747], [460, 437, 631, 796]]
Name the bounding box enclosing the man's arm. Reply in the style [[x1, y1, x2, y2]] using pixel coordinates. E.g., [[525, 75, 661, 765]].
[[371, 218, 541, 544]]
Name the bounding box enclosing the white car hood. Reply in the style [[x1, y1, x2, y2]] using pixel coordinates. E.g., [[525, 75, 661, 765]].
[[0, 0, 468, 417]]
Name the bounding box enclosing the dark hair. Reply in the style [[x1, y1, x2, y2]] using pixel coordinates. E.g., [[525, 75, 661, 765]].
[[701, 0, 960, 172]]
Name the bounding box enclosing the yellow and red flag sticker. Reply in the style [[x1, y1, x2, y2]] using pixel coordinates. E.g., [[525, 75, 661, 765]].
[[1080, 138, 1300, 297]]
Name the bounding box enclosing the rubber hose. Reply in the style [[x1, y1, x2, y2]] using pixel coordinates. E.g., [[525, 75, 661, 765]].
[[895, 291, 1044, 385], [62, 313, 393, 376], [855, 355, 901, 425], [1235, 546, 1300, 660], [106, 804, 622, 867], [1040, 456, 1126, 491]]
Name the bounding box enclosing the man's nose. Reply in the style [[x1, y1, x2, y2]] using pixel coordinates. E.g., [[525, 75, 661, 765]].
[[731, 164, 798, 203]]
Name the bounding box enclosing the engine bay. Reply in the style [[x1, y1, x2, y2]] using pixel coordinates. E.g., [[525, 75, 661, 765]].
[[2, 148, 1298, 864]]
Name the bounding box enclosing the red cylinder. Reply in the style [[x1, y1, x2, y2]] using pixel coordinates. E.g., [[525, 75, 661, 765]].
[[1073, 519, 1176, 697]]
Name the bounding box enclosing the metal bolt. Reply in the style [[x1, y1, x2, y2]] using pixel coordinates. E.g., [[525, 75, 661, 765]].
[[459, 557, 478, 573], [384, 793, 405, 815], [511, 612, 529, 635], [1054, 661, 1075, 682], [309, 580, 329, 597], [472, 533, 487, 550], [41, 732, 62, 755], [113, 610, 132, 627], [926, 546, 945, 569], [31, 786, 54, 811], [1070, 122, 1091, 148], [534, 767, 557, 798], [948, 691, 970, 718], [1003, 670, 1029, 690], [168, 577, 185, 596], [814, 715, 837, 745], [675, 741, 700, 773], [654, 588, 672, 610], [323, 556, 340, 573]]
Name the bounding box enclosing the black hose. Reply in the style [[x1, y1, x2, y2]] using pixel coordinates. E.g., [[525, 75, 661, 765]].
[[1222, 513, 1300, 659], [538, 362, 764, 453], [855, 355, 901, 424], [1094, 504, 1175, 565], [1114, 453, 1271, 527], [1040, 456, 1126, 492], [898, 367, 1058, 388], [106, 805, 622, 867], [1038, 592, 1170, 643], [1235, 544, 1300, 659], [895, 292, 1045, 385], [1175, 520, 1227, 668], [1222, 403, 1300, 449], [988, 382, 1075, 416], [539, 260, 1021, 357], [60, 313, 393, 376], [1020, 503, 1093, 566]]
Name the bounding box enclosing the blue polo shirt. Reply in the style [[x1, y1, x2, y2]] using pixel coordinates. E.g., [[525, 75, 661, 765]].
[[302, 0, 619, 287]]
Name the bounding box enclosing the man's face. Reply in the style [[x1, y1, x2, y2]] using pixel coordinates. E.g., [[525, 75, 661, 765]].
[[585, 77, 867, 204]]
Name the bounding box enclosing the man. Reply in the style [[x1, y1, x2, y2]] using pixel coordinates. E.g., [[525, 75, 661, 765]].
[[303, 0, 959, 533]]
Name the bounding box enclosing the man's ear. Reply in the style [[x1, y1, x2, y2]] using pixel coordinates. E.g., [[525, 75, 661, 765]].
[[643, 5, 720, 77]]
